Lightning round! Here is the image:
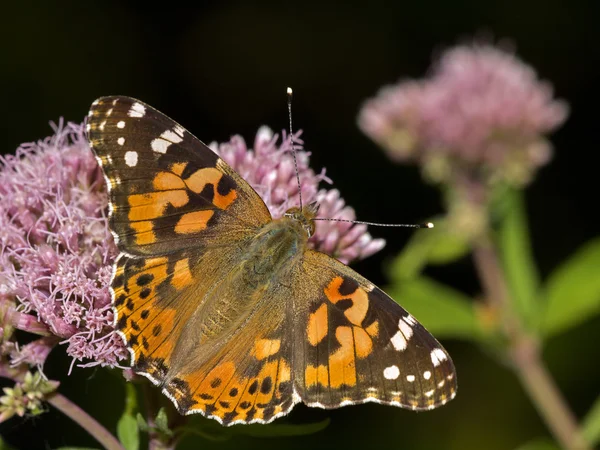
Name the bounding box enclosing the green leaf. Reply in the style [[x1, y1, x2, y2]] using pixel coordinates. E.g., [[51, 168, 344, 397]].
[[154, 408, 173, 437], [136, 412, 149, 432], [390, 219, 469, 281], [583, 394, 600, 445], [117, 413, 139, 450], [499, 189, 540, 330], [385, 276, 480, 340], [117, 383, 139, 450], [513, 438, 560, 450], [229, 418, 330, 437], [542, 237, 600, 337], [0, 436, 17, 450]]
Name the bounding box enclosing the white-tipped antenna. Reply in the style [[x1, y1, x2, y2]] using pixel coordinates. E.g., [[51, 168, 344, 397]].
[[312, 218, 434, 229], [287, 87, 303, 210], [286, 88, 433, 231]]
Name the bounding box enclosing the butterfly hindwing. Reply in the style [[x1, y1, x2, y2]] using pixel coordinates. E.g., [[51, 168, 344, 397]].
[[294, 250, 457, 410], [87, 96, 271, 256]]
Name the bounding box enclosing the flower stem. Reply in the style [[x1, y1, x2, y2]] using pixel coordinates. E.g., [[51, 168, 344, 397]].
[[472, 240, 590, 450], [47, 392, 125, 450]]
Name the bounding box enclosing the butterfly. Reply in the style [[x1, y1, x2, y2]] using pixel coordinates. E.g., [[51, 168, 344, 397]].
[[86, 96, 457, 426]]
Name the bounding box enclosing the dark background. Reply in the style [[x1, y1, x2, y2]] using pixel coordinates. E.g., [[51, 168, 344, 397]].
[[1, 1, 599, 449]]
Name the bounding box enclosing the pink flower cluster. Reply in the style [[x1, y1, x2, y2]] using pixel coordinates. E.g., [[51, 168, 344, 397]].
[[1, 119, 384, 371], [358, 43, 568, 185], [0, 121, 127, 369]]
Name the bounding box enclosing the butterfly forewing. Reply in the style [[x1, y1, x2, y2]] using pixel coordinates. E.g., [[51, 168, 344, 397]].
[[87, 96, 271, 256]]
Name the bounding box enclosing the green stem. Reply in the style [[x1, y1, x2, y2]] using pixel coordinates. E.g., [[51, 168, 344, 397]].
[[473, 241, 590, 450], [47, 392, 125, 450]]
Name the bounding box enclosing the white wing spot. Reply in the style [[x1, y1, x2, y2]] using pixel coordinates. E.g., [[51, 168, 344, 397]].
[[107, 108, 113, 116], [431, 348, 448, 367], [383, 365, 400, 380], [151, 138, 169, 154], [117, 137, 125, 146], [117, 120, 125, 129], [128, 102, 146, 118], [173, 125, 185, 137], [92, 99, 100, 106], [423, 370, 431, 380], [151, 128, 184, 154], [398, 319, 414, 340], [437, 380, 445, 388], [390, 331, 407, 351], [85, 123, 91, 132], [406, 374, 415, 383], [404, 315, 417, 326], [99, 121, 106, 131], [125, 151, 138, 167], [424, 389, 435, 398], [112, 99, 119, 106]]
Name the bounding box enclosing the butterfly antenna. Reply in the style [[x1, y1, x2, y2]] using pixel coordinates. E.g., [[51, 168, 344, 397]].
[[313, 217, 434, 229], [287, 87, 303, 210]]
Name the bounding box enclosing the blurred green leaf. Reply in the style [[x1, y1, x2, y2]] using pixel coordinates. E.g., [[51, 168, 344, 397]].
[[229, 418, 330, 437], [117, 413, 139, 450], [514, 438, 560, 450], [0, 437, 16, 450], [390, 218, 470, 280], [155, 408, 173, 437], [386, 276, 480, 340], [583, 394, 600, 445], [541, 237, 600, 337], [499, 189, 540, 330], [136, 412, 149, 432], [117, 383, 139, 450]]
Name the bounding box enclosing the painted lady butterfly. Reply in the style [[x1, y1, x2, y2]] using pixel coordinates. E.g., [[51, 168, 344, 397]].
[[86, 96, 456, 426]]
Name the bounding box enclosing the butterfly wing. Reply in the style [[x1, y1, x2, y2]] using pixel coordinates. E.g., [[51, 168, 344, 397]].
[[293, 250, 457, 410], [88, 96, 271, 256], [87, 96, 276, 410]]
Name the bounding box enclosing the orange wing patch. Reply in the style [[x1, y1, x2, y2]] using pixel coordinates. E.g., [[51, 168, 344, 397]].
[[184, 167, 237, 209], [113, 256, 179, 380], [174, 210, 214, 234], [307, 303, 328, 346], [252, 339, 281, 360], [324, 276, 369, 327], [303, 276, 381, 390]]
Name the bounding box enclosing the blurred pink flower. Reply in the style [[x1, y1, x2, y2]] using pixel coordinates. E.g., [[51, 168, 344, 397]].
[[0, 121, 127, 369], [358, 42, 568, 186]]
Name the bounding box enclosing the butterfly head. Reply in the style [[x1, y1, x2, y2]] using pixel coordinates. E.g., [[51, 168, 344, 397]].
[[283, 202, 319, 237]]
